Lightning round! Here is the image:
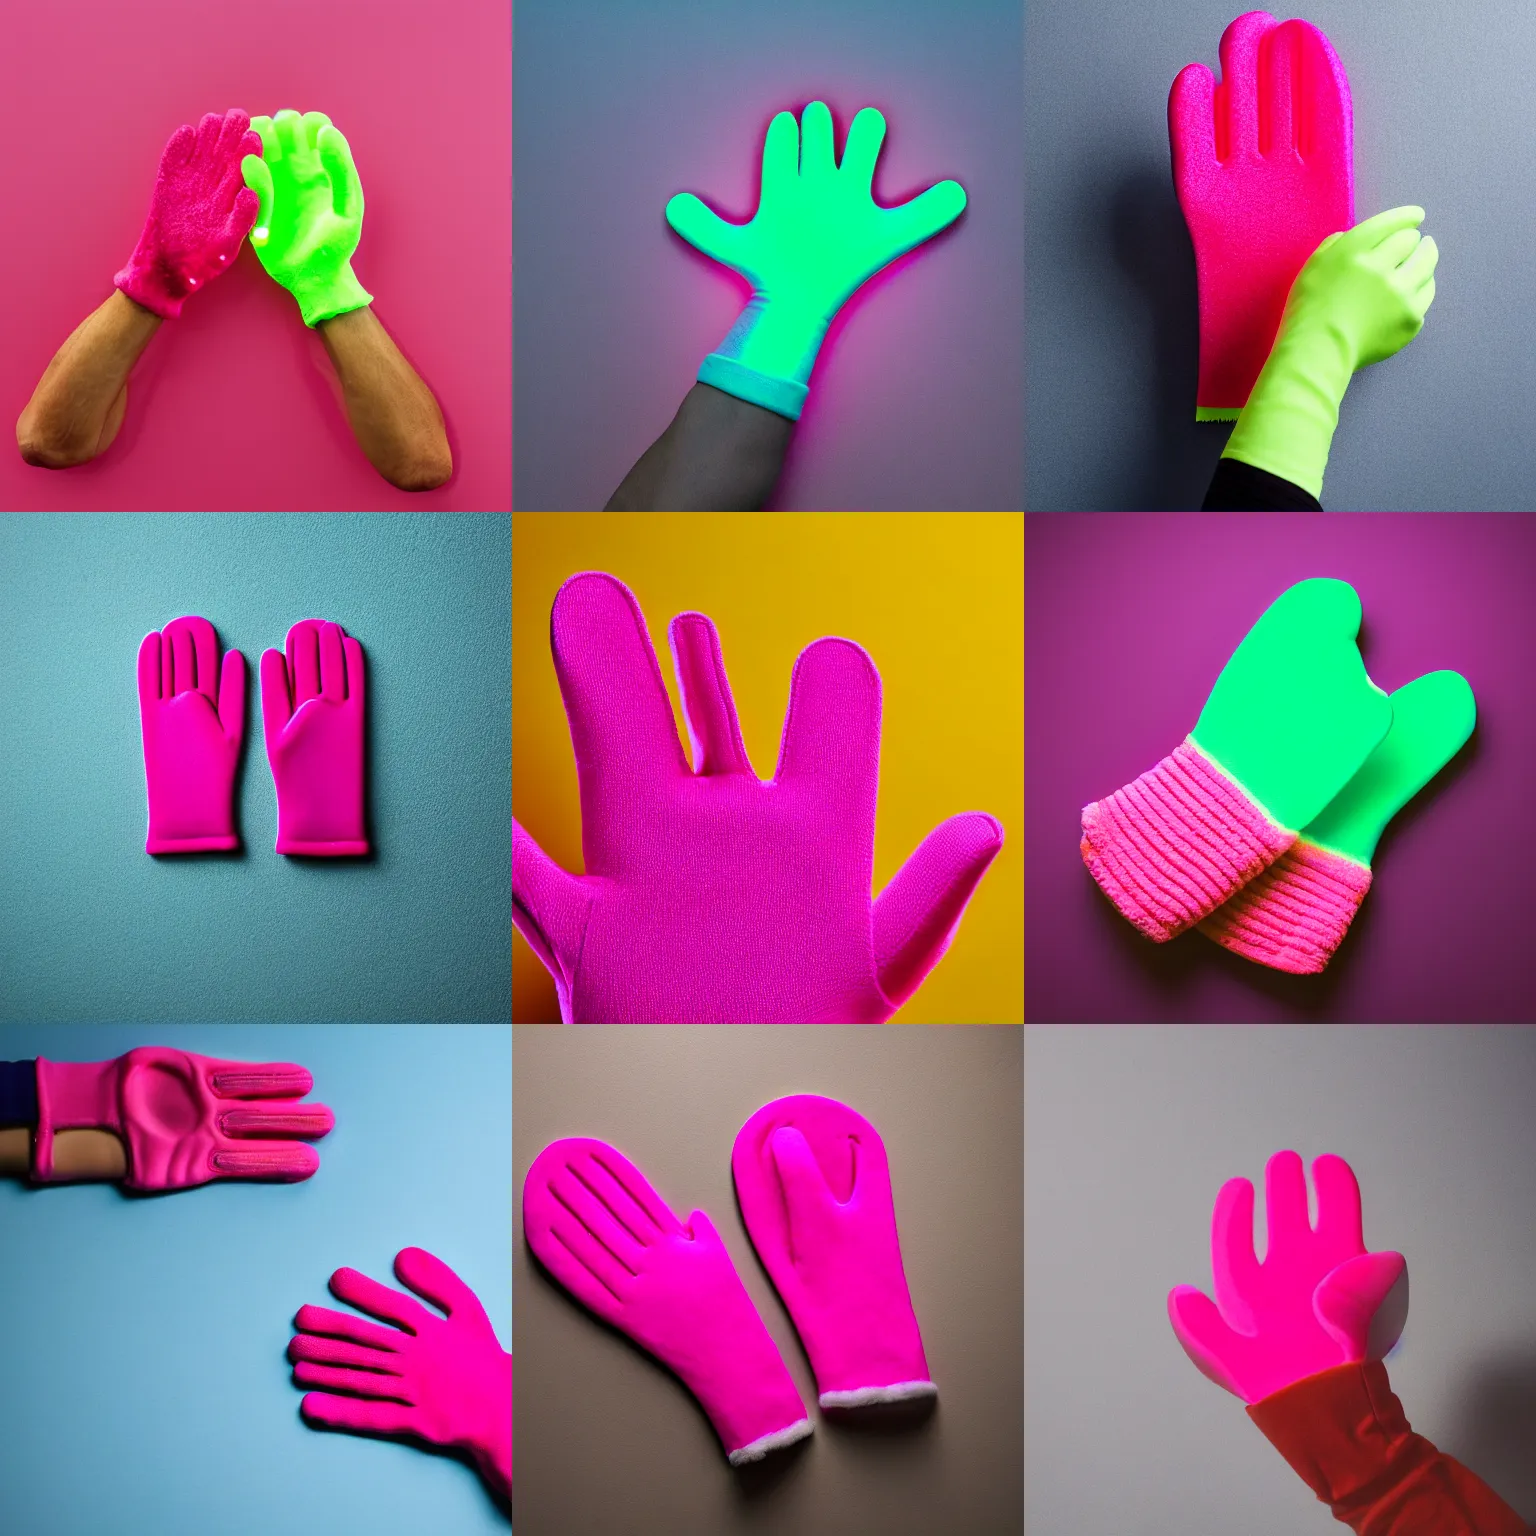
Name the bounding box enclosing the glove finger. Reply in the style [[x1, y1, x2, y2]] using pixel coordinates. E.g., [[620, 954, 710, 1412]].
[[215, 108, 252, 160], [210, 1144, 320, 1181], [1263, 1149, 1313, 1251], [1208, 1175, 1262, 1329], [214, 189, 258, 266], [1412, 274, 1436, 320], [1372, 225, 1422, 271], [272, 108, 305, 161], [302, 109, 334, 148], [294, 1303, 411, 1353], [1169, 64, 1217, 177], [799, 100, 835, 178], [320, 621, 346, 703], [1308, 1152, 1365, 1254], [301, 1392, 417, 1437], [1349, 205, 1425, 252], [343, 634, 366, 708], [249, 115, 276, 157], [394, 1248, 490, 1324], [163, 616, 199, 698], [774, 637, 881, 822], [664, 192, 744, 267], [294, 1361, 412, 1400], [668, 612, 753, 776], [328, 1266, 437, 1334], [289, 1331, 401, 1373], [760, 108, 801, 202], [221, 1102, 335, 1139], [873, 812, 1003, 1008], [160, 123, 196, 172], [260, 648, 294, 744], [1398, 232, 1439, 290], [288, 619, 323, 707], [1215, 10, 1273, 161], [138, 631, 162, 706], [512, 817, 590, 985], [242, 154, 274, 244], [216, 649, 245, 744], [318, 125, 363, 223], [768, 1126, 835, 1228], [193, 111, 223, 161], [839, 106, 886, 191], [883, 179, 966, 258], [1167, 1285, 1248, 1397], [203, 1058, 314, 1098]]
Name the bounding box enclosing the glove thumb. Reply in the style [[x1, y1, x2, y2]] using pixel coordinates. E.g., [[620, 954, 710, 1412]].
[[242, 154, 274, 246], [1313, 1251, 1409, 1362], [513, 819, 592, 1014], [666, 192, 746, 268]]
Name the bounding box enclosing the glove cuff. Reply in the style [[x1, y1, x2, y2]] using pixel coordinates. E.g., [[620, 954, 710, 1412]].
[[821, 1380, 937, 1409], [293, 263, 373, 328], [698, 354, 808, 420], [114, 255, 186, 321], [274, 836, 370, 857], [1199, 838, 1372, 973], [1081, 738, 1294, 941], [32, 1058, 123, 1181], [698, 295, 830, 420]]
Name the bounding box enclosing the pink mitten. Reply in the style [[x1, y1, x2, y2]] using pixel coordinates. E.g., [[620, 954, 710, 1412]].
[[261, 620, 369, 856], [523, 1137, 812, 1464], [32, 1048, 334, 1190], [1169, 12, 1353, 418], [115, 110, 263, 320], [1168, 1150, 1409, 1404], [138, 615, 245, 854], [290, 1248, 512, 1502], [513, 572, 1003, 1022], [733, 1095, 935, 1408]]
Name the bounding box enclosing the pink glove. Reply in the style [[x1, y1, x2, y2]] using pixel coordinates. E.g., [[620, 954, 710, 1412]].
[[32, 1048, 334, 1191], [1169, 12, 1353, 417], [261, 619, 369, 856], [1168, 1150, 1409, 1404], [114, 110, 263, 320], [138, 615, 245, 854], [513, 572, 1004, 1022], [733, 1095, 935, 1408], [289, 1248, 512, 1503], [523, 1136, 813, 1465]]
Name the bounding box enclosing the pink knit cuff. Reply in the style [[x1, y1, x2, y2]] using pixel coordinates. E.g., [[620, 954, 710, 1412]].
[[1080, 738, 1294, 942], [1199, 838, 1372, 974]]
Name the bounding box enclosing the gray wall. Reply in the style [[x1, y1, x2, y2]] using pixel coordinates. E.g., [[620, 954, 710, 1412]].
[[1025, 1025, 1536, 1533], [1026, 0, 1536, 509], [514, 1025, 1023, 1535]]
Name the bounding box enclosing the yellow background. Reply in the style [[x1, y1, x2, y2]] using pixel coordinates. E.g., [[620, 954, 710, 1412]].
[[513, 513, 1023, 1023]]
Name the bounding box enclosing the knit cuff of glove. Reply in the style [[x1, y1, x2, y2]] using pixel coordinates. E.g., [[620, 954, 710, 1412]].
[[821, 1380, 938, 1409], [697, 295, 830, 421], [1080, 737, 1294, 942], [726, 1416, 814, 1467], [293, 263, 373, 328], [1199, 839, 1371, 973]]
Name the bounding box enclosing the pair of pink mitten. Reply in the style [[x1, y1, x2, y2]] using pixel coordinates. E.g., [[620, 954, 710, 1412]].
[[523, 1095, 935, 1465], [139, 614, 368, 857]]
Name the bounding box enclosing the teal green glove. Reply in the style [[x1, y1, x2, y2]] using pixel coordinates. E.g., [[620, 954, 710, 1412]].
[[666, 102, 966, 420], [241, 110, 372, 328], [1222, 205, 1438, 500]]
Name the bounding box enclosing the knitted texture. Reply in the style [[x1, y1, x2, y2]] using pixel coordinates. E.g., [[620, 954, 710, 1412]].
[[512, 572, 1003, 1023], [1169, 12, 1353, 417], [733, 1096, 935, 1408], [523, 1137, 812, 1465], [1080, 738, 1294, 942], [1200, 837, 1372, 973], [1247, 1363, 1529, 1536], [115, 110, 263, 320]]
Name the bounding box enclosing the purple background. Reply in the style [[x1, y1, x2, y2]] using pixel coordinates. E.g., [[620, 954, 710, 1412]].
[[1026, 513, 1535, 1022]]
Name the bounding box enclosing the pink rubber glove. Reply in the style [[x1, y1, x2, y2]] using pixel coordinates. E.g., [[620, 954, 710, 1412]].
[[733, 1095, 935, 1408], [261, 620, 369, 856], [32, 1048, 334, 1190], [289, 1248, 512, 1503], [1168, 1150, 1409, 1404], [523, 1137, 813, 1465], [1170, 12, 1353, 417], [513, 572, 1004, 1022], [114, 110, 263, 320], [138, 615, 246, 854]]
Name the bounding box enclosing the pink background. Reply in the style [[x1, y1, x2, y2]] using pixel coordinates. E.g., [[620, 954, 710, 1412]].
[[0, 0, 509, 510]]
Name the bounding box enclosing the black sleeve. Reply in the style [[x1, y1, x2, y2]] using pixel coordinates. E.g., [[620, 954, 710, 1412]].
[[1202, 457, 1322, 511], [0, 1061, 38, 1128]]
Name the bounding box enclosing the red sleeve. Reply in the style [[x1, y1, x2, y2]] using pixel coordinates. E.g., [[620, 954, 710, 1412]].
[[1246, 1362, 1529, 1536]]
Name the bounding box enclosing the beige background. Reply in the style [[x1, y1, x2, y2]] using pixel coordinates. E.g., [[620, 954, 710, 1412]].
[[513, 1025, 1023, 1534]]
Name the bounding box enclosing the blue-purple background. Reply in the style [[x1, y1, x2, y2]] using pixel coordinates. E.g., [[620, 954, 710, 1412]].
[[1026, 513, 1535, 1022]]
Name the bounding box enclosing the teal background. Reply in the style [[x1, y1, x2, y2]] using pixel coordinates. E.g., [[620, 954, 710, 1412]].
[[0, 1022, 512, 1533], [0, 515, 511, 1022]]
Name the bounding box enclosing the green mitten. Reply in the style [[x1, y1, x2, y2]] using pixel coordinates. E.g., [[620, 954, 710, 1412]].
[[1081, 579, 1392, 941], [1201, 670, 1474, 972], [1222, 206, 1439, 499], [241, 110, 372, 327], [666, 102, 966, 420]]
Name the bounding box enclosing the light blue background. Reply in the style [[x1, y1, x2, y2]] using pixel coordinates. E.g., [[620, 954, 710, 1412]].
[[0, 515, 511, 1022], [0, 1023, 511, 1534]]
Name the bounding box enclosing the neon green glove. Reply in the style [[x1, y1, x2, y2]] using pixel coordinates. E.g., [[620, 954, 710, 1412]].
[[241, 110, 372, 328], [1222, 206, 1438, 500], [665, 102, 966, 420]]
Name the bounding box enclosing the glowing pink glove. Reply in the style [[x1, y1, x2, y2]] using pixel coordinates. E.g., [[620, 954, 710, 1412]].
[[32, 1048, 334, 1191], [1168, 1150, 1409, 1404], [114, 110, 263, 320], [733, 1095, 935, 1408], [261, 619, 369, 856], [513, 572, 1004, 1022], [523, 1137, 813, 1465], [1170, 12, 1353, 417], [138, 615, 246, 854], [290, 1248, 512, 1503]]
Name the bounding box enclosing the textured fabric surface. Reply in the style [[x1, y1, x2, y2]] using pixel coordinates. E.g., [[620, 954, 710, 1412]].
[[114, 110, 262, 320], [733, 1095, 933, 1406], [1080, 738, 1293, 942], [1248, 1362, 1528, 1535], [522, 1136, 812, 1464], [1200, 838, 1373, 974], [1169, 12, 1353, 417], [513, 571, 1003, 1023], [0, 1060, 38, 1127]]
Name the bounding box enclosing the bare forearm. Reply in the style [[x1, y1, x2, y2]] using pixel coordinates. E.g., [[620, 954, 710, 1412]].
[[606, 382, 794, 510], [0, 1128, 127, 1181], [318, 307, 452, 492], [17, 291, 160, 468]]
